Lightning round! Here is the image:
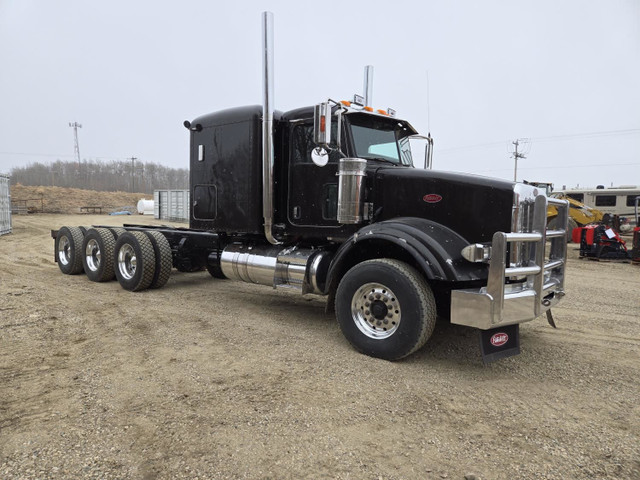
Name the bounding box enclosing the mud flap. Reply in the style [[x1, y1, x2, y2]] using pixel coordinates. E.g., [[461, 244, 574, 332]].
[[479, 324, 520, 364]]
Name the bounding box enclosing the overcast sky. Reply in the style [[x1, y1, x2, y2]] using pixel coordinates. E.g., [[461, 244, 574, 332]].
[[1, 0, 638, 189]]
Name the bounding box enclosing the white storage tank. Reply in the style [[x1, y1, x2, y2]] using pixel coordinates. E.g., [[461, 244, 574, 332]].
[[137, 199, 154, 215], [0, 174, 11, 236]]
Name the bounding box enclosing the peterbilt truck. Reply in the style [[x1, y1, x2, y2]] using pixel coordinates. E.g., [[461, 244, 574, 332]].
[[52, 12, 569, 363]]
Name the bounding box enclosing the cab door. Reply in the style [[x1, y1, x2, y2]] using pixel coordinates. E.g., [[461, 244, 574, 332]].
[[287, 122, 342, 227]]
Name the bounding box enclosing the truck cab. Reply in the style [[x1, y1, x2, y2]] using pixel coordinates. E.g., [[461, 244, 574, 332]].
[[185, 100, 569, 362]]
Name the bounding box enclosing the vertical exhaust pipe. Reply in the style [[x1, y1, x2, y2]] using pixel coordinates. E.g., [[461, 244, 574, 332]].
[[262, 11, 279, 245], [363, 65, 374, 107]]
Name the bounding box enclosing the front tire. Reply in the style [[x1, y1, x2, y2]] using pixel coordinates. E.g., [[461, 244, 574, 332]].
[[335, 259, 437, 360]]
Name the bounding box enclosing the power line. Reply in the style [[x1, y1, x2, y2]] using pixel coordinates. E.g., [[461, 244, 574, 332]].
[[0, 151, 132, 162], [0, 151, 76, 158], [438, 128, 640, 155], [476, 161, 639, 174], [532, 128, 640, 143]]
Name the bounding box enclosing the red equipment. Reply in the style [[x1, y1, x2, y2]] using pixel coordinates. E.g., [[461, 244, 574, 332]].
[[577, 224, 630, 260]]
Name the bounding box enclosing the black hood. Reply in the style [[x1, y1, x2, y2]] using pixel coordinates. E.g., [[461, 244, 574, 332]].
[[372, 167, 515, 243]]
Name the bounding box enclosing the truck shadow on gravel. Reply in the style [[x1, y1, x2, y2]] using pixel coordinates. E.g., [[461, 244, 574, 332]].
[[166, 273, 550, 368]]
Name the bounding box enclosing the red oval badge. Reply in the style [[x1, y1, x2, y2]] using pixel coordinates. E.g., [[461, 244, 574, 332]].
[[423, 194, 442, 204], [490, 332, 509, 347]]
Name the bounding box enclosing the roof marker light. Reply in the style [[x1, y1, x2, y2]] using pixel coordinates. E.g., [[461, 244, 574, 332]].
[[377, 109, 388, 116], [364, 106, 373, 112], [341, 100, 351, 107]]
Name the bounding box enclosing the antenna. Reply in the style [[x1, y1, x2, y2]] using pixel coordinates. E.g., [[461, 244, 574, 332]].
[[68, 122, 82, 163], [426, 70, 431, 132]]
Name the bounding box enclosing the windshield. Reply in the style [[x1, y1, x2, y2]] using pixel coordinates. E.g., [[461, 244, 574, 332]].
[[349, 116, 414, 166]]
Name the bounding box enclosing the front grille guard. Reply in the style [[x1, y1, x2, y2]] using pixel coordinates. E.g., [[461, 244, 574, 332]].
[[485, 194, 568, 324]]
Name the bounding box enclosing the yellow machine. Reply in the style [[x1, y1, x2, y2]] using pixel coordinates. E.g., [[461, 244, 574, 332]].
[[549, 193, 604, 225], [524, 181, 604, 239]]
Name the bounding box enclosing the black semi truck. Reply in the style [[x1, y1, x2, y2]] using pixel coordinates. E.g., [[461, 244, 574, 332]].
[[52, 12, 569, 363]]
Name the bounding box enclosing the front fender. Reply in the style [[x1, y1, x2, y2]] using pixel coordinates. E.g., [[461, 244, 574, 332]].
[[325, 217, 488, 295]]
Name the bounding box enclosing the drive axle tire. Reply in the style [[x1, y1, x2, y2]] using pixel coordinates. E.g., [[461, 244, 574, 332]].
[[335, 258, 437, 361], [144, 231, 172, 289], [55, 226, 85, 275], [108, 227, 127, 239], [114, 231, 156, 291], [82, 228, 116, 282]]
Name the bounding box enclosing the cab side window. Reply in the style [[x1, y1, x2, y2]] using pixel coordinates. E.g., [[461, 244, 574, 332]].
[[291, 122, 341, 164]]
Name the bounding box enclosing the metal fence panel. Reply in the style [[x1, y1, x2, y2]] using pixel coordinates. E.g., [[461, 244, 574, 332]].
[[0, 175, 11, 236], [154, 189, 189, 223]]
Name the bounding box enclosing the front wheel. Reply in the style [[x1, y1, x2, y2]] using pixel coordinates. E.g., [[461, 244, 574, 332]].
[[335, 259, 437, 360]]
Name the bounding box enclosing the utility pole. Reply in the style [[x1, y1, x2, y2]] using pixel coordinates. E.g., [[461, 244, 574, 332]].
[[129, 156, 138, 193], [68, 122, 82, 164], [510, 138, 530, 182]]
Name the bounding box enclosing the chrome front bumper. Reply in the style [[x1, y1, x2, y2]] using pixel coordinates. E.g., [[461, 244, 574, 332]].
[[450, 194, 569, 330]]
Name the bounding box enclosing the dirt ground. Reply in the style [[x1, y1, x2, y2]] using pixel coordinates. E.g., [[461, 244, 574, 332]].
[[0, 213, 639, 480]]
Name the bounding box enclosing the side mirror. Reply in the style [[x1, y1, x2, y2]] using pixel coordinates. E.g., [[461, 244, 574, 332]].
[[407, 134, 435, 169], [313, 102, 331, 146], [425, 133, 434, 170], [310, 147, 329, 167]]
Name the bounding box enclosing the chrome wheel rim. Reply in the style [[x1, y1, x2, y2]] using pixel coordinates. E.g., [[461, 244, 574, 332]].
[[118, 244, 136, 280], [351, 282, 401, 339], [85, 238, 101, 271], [58, 235, 71, 266]]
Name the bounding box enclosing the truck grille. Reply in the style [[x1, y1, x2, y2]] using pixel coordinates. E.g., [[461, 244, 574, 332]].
[[484, 187, 569, 321]]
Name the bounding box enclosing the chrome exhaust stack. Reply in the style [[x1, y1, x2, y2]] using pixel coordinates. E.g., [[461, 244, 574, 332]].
[[363, 65, 374, 107], [262, 11, 279, 245]]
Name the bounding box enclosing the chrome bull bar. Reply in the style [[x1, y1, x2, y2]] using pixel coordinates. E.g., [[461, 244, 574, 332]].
[[451, 194, 569, 329]]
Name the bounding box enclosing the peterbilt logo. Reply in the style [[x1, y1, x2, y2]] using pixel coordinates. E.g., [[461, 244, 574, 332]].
[[423, 194, 442, 204], [490, 333, 509, 347]]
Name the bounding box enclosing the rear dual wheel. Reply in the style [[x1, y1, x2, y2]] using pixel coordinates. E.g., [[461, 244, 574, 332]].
[[144, 231, 172, 289], [82, 228, 116, 282], [113, 231, 172, 291], [55, 226, 85, 275], [114, 232, 157, 291]]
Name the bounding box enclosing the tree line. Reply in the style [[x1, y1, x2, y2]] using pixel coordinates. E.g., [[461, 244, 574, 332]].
[[10, 159, 188, 193]]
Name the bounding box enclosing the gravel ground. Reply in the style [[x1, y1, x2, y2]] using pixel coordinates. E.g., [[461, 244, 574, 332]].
[[1, 214, 639, 480]]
